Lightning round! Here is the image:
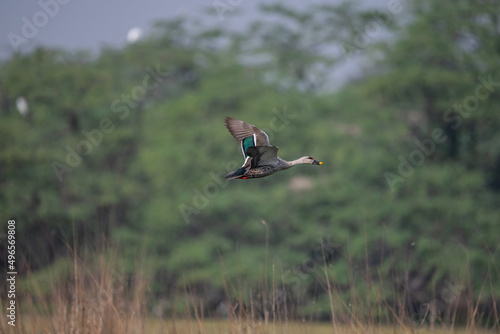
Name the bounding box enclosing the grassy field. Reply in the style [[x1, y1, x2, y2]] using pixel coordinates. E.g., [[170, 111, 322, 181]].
[[4, 317, 498, 334], [1, 251, 498, 334]]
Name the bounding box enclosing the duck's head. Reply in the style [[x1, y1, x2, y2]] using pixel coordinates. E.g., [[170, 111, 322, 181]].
[[301, 156, 323, 165]]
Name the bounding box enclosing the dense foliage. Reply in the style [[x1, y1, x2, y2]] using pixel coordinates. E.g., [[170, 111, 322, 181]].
[[1, 0, 499, 323]]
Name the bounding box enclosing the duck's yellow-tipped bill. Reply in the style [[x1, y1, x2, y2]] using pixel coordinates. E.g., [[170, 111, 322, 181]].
[[313, 159, 322, 165]]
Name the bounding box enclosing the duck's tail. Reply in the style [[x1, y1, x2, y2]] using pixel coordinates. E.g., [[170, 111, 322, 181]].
[[225, 167, 247, 179]]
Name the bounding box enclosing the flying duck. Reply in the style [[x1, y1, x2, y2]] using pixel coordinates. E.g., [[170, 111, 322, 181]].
[[224, 117, 322, 179]]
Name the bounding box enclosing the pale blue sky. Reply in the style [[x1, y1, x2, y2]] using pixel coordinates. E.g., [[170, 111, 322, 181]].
[[0, 0, 387, 58], [0, 0, 390, 88]]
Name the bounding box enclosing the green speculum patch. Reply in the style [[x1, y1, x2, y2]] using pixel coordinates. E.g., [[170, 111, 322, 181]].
[[242, 136, 255, 156]]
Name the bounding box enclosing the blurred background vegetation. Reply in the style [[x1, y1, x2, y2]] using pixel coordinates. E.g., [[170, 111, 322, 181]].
[[1, 0, 499, 327]]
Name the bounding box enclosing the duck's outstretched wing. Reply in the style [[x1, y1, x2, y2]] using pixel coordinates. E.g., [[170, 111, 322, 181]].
[[225, 117, 271, 160]]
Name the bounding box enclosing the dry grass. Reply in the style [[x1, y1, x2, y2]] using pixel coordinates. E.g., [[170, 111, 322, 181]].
[[1, 248, 498, 334], [4, 317, 497, 334]]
